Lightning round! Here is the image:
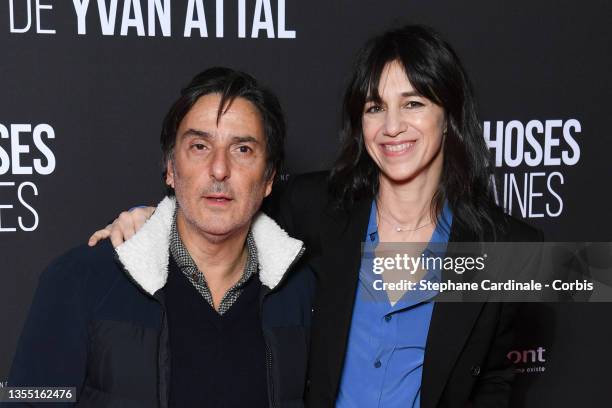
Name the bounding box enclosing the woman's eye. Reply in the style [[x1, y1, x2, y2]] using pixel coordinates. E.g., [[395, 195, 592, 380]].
[[365, 105, 383, 113], [405, 101, 424, 109]]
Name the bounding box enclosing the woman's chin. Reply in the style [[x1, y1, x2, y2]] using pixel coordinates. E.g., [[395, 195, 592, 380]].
[[379, 167, 421, 185]]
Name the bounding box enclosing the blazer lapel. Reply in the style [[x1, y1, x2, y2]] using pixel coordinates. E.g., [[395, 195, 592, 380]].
[[309, 198, 371, 400], [310, 201, 489, 406], [421, 220, 486, 408]]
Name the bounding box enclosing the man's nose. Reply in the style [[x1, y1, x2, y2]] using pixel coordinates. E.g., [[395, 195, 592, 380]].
[[383, 109, 407, 137], [210, 149, 230, 181]]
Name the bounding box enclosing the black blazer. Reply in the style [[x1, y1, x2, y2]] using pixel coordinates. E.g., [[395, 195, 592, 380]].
[[273, 171, 542, 408]]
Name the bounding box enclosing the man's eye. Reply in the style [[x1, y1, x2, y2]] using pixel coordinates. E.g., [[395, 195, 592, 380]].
[[236, 145, 252, 153], [191, 143, 206, 150]]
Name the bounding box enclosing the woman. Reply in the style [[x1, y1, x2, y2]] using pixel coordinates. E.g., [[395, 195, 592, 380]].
[[90, 25, 540, 407]]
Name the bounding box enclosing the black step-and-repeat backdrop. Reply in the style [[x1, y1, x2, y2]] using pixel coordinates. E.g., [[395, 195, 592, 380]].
[[1, 1, 610, 406]]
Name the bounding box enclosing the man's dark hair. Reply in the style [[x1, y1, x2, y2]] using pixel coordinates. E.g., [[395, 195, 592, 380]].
[[330, 24, 497, 238], [161, 67, 285, 195]]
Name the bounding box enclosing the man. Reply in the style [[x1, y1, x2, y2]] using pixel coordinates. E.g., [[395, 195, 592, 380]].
[[7, 67, 314, 407]]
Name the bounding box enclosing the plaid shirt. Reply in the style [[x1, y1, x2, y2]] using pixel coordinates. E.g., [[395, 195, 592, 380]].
[[169, 211, 259, 315]]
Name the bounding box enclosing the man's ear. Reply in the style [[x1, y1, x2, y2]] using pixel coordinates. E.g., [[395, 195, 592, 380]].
[[165, 160, 175, 189], [264, 169, 276, 198]]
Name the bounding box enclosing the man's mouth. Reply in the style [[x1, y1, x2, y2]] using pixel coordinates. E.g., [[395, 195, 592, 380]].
[[204, 194, 233, 204]]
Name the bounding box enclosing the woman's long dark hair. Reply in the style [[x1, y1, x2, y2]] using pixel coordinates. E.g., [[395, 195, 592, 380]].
[[329, 24, 498, 238]]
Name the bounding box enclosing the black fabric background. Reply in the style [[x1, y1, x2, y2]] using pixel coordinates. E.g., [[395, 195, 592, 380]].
[[0, 1, 610, 406]]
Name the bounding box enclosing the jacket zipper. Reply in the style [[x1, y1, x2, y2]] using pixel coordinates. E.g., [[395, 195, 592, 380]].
[[265, 341, 276, 408], [157, 307, 168, 408], [262, 244, 306, 408]]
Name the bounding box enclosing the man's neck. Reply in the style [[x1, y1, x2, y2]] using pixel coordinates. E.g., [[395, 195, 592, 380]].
[[176, 210, 250, 309]]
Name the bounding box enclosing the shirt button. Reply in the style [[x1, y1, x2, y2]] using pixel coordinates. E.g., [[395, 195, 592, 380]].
[[384, 315, 392, 322], [470, 365, 481, 376], [374, 360, 382, 368]]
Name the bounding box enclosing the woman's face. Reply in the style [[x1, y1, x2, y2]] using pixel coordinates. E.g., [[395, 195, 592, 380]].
[[362, 60, 447, 186]]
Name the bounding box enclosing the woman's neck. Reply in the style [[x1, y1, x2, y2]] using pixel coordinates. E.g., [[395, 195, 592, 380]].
[[377, 169, 441, 229]]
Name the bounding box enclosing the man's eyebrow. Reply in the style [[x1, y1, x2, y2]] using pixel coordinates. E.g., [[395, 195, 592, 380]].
[[180, 130, 260, 144], [181, 129, 212, 139], [231, 135, 260, 144]]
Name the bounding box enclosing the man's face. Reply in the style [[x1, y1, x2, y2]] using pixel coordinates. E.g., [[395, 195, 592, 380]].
[[166, 93, 273, 241]]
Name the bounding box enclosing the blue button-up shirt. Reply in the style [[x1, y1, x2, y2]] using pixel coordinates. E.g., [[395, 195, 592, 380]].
[[336, 200, 453, 408]]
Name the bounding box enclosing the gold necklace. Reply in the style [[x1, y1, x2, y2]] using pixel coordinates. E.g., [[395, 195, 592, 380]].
[[376, 202, 432, 232]]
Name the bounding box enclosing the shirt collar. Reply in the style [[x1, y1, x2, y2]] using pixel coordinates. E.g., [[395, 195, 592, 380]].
[[362, 200, 454, 310]]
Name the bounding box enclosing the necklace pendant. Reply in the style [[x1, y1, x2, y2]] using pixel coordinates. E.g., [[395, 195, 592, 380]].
[[396, 227, 402, 232]]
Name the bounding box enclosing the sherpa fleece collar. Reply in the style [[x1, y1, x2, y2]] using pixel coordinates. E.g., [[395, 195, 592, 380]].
[[115, 196, 304, 295]]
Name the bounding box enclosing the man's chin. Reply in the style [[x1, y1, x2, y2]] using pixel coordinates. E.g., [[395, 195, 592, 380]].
[[194, 221, 249, 241]]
